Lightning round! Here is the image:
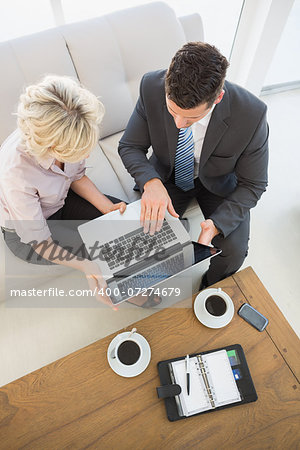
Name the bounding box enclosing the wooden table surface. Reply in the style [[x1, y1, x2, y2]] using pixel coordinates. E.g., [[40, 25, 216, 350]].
[[0, 267, 299, 449]]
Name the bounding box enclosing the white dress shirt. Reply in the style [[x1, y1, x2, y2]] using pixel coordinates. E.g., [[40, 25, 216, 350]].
[[192, 104, 215, 178]]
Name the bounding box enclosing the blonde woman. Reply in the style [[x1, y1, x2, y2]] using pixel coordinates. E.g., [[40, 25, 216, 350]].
[[0, 75, 127, 307]]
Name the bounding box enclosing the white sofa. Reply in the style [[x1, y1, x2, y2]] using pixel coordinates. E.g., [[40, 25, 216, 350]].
[[0, 2, 205, 305]]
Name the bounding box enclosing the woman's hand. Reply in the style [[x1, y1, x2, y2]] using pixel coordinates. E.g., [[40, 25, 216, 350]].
[[71, 176, 126, 215], [105, 202, 127, 214], [80, 260, 116, 308]]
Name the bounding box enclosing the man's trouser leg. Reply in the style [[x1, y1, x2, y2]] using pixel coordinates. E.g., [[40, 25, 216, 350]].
[[164, 179, 250, 285]]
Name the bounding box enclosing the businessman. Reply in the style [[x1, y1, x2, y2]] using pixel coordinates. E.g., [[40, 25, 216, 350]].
[[118, 42, 269, 287]]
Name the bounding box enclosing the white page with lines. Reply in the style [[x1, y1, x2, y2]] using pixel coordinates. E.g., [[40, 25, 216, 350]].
[[171, 357, 212, 416], [202, 350, 241, 406]]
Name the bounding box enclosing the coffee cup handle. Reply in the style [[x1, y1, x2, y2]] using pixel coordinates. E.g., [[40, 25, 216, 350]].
[[110, 335, 121, 359]]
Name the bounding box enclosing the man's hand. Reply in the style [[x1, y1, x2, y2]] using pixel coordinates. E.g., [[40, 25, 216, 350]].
[[198, 219, 219, 245], [141, 178, 179, 235]]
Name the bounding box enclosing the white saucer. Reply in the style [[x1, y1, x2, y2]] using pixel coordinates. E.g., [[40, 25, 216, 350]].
[[194, 288, 234, 329], [107, 332, 151, 377]]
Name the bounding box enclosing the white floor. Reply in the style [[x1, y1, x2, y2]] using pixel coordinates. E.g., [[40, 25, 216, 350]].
[[241, 88, 300, 337], [0, 89, 299, 388]]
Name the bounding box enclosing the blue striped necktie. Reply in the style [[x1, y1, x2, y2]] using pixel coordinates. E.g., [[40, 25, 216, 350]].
[[174, 126, 195, 191]]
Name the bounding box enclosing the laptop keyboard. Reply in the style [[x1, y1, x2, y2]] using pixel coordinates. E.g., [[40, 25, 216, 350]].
[[115, 251, 185, 298], [96, 221, 177, 270]]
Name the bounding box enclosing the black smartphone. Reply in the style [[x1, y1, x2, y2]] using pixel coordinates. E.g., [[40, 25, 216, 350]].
[[238, 303, 269, 332]]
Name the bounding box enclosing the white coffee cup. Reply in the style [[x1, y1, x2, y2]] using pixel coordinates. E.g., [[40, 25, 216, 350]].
[[110, 333, 143, 366], [194, 288, 234, 329]]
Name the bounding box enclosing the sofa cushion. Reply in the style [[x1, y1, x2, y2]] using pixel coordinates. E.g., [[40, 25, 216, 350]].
[[60, 17, 134, 141], [60, 2, 186, 139], [0, 29, 78, 145], [86, 142, 128, 202], [99, 132, 140, 202], [104, 2, 186, 104], [178, 13, 204, 43]]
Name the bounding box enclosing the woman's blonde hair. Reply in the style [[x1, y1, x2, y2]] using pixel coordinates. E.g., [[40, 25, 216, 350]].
[[17, 75, 105, 163]]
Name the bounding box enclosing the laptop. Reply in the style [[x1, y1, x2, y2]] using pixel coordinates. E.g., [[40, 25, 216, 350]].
[[78, 200, 220, 305]]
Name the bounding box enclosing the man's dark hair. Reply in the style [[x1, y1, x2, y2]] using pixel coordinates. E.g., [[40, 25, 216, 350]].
[[165, 42, 229, 109]]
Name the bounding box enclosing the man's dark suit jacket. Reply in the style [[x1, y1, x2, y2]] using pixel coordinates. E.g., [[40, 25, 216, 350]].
[[118, 70, 269, 238]]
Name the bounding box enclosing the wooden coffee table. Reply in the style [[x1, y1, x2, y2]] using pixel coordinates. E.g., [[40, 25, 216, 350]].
[[1, 267, 299, 449]]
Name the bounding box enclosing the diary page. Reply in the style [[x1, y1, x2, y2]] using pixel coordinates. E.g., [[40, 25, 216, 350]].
[[171, 358, 212, 416], [203, 350, 241, 407]]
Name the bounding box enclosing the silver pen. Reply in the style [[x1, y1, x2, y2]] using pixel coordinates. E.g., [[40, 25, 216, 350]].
[[185, 354, 190, 395]]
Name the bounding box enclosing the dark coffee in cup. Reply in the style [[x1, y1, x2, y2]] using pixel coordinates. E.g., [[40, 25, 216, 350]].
[[117, 340, 141, 365], [205, 295, 227, 316]]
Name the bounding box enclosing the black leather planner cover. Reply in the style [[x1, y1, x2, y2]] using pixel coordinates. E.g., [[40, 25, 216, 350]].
[[157, 344, 257, 422]]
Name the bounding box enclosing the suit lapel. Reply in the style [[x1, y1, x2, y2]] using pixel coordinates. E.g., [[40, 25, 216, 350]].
[[200, 85, 231, 168], [163, 104, 179, 170]]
